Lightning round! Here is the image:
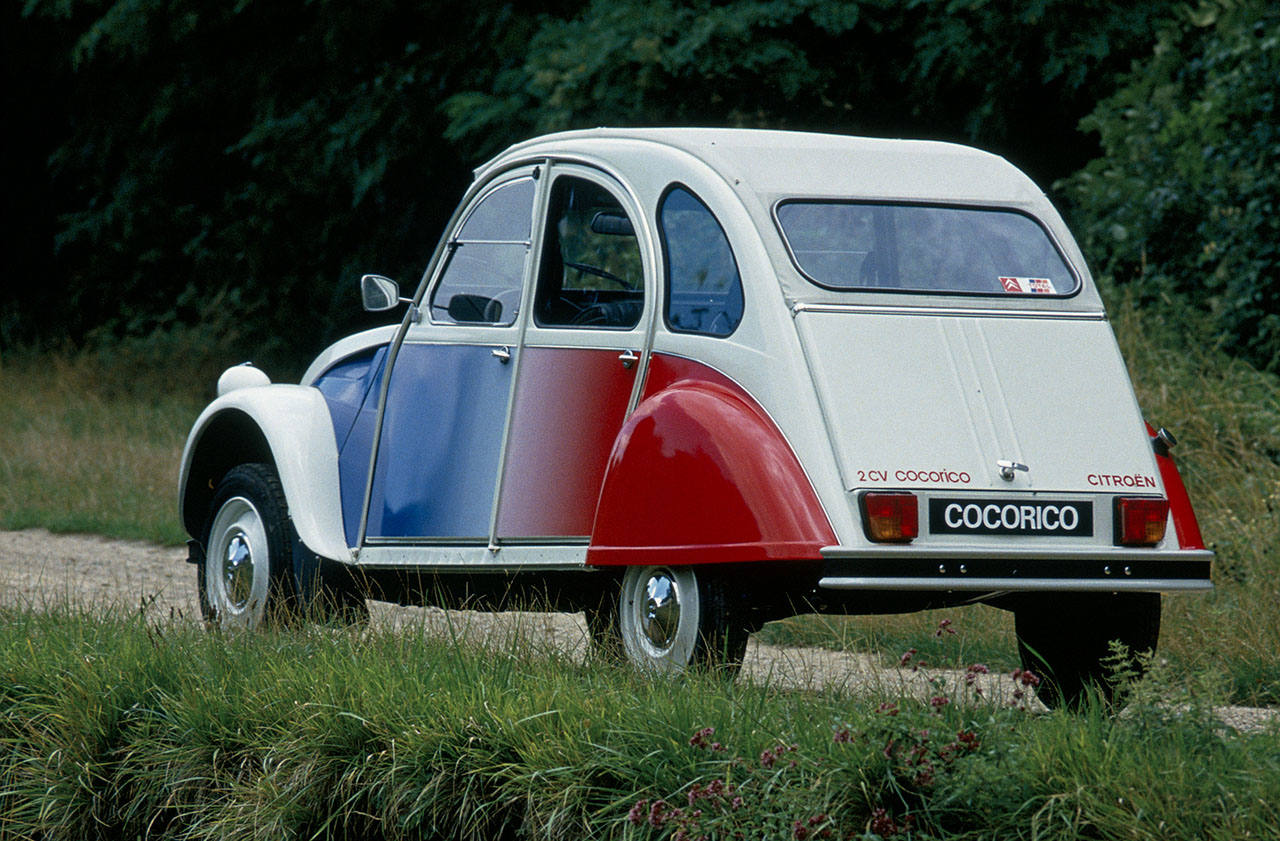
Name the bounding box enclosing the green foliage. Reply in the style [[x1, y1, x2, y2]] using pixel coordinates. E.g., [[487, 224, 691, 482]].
[[445, 0, 1175, 180], [7, 0, 1178, 365], [1062, 0, 1280, 372], [2, 607, 1278, 840], [11, 0, 572, 364]]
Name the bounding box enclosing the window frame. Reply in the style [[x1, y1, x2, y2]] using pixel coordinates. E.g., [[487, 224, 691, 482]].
[[426, 173, 538, 327], [531, 171, 647, 332]]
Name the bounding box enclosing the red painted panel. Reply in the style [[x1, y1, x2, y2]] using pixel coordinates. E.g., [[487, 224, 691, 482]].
[[588, 354, 836, 565], [497, 346, 636, 537], [1145, 422, 1206, 550]]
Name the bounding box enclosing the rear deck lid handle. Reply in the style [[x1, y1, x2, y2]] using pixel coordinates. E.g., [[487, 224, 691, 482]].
[[997, 460, 1029, 481]]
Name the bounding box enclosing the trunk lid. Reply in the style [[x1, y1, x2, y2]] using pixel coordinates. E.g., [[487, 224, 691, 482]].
[[794, 309, 1159, 497]]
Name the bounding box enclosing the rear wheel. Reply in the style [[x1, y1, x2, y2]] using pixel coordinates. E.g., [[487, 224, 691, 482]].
[[611, 565, 749, 674], [1014, 592, 1161, 709]]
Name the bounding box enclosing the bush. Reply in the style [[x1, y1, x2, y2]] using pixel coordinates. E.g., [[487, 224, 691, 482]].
[[1062, 0, 1280, 372]]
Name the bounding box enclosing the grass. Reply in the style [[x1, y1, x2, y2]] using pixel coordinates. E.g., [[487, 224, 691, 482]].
[[759, 606, 1022, 672], [0, 343, 222, 545], [1, 605, 1277, 840]]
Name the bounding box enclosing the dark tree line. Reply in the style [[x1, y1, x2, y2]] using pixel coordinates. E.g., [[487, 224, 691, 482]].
[[5, 0, 1275, 374]]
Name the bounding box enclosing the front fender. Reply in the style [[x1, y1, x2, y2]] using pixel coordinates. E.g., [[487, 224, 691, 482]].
[[179, 384, 352, 563], [588, 358, 836, 566]]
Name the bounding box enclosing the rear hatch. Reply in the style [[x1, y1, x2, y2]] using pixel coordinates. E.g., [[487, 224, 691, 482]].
[[794, 308, 1162, 548]]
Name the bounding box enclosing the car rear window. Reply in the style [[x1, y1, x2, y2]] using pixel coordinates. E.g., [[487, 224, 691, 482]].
[[775, 201, 1078, 296]]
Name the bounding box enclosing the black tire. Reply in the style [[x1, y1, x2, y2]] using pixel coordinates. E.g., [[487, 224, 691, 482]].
[[1014, 592, 1161, 709], [199, 463, 300, 629], [612, 565, 750, 674], [199, 462, 369, 629]]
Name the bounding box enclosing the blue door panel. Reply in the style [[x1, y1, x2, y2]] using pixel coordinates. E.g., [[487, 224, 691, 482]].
[[366, 343, 511, 539]]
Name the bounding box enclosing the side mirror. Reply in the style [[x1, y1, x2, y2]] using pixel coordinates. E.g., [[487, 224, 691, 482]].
[[361, 274, 401, 312]]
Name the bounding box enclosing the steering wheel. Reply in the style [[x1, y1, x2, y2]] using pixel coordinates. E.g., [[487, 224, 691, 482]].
[[564, 260, 634, 290]]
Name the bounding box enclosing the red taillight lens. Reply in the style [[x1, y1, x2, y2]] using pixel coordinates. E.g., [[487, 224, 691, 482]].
[[862, 492, 918, 543], [1115, 497, 1170, 546]]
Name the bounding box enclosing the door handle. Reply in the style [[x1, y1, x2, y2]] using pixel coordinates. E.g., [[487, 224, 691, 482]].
[[618, 350, 639, 369], [491, 346, 511, 364]]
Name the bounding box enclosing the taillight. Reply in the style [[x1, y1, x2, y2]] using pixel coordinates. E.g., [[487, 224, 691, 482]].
[[861, 492, 918, 543], [1115, 497, 1169, 546]]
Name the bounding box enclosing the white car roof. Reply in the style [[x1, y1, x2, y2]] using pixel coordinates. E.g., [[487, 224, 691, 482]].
[[478, 128, 1101, 311], [482, 127, 1041, 205]]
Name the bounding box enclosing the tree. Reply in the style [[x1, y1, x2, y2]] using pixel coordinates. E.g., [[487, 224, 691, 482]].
[[443, 0, 1177, 186], [1062, 0, 1279, 372], [11, 0, 570, 368]]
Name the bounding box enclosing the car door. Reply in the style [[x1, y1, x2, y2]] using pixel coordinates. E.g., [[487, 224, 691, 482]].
[[495, 167, 652, 539], [361, 170, 537, 542]]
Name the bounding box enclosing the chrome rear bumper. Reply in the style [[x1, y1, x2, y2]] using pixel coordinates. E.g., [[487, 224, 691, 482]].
[[818, 546, 1213, 592]]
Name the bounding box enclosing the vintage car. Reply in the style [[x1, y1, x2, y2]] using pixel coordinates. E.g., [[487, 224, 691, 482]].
[[179, 128, 1212, 706]]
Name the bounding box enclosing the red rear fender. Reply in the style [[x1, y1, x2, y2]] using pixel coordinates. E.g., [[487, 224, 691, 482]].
[[1146, 421, 1206, 550], [588, 355, 835, 565]]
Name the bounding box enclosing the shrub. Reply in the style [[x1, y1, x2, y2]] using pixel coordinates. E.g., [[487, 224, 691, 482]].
[[1062, 0, 1280, 372]]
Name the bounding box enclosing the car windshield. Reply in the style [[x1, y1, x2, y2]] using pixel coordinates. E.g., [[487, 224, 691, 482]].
[[775, 202, 1077, 296]]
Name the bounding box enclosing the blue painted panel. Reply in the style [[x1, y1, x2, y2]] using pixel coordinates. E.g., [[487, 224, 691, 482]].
[[315, 347, 387, 451], [366, 343, 512, 539], [314, 347, 389, 546]]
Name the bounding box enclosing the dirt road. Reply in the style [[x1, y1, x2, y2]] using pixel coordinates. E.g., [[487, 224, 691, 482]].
[[2, 528, 1274, 732]]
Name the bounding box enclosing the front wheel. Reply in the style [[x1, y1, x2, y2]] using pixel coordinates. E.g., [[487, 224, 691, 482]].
[[1014, 592, 1161, 709], [199, 463, 299, 630], [611, 565, 749, 674]]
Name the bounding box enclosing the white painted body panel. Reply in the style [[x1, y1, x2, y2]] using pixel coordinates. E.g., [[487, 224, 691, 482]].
[[301, 325, 398, 386], [795, 310, 1157, 497], [179, 384, 352, 563]]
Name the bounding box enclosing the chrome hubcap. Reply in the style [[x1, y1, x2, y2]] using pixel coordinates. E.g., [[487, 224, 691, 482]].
[[222, 530, 254, 610], [206, 495, 268, 625], [641, 570, 681, 649]]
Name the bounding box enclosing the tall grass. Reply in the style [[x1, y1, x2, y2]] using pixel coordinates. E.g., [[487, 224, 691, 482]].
[[0, 342, 219, 545], [1, 606, 1276, 840], [1099, 295, 1278, 707]]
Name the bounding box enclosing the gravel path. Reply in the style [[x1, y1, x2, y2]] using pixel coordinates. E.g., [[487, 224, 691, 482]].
[[2, 528, 1274, 733]]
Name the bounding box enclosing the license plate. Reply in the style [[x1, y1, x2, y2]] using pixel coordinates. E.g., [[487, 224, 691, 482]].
[[928, 498, 1093, 537]]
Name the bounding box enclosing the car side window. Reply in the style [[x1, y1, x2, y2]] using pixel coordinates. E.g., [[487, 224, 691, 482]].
[[430, 176, 535, 326], [533, 176, 644, 329], [659, 185, 743, 336]]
